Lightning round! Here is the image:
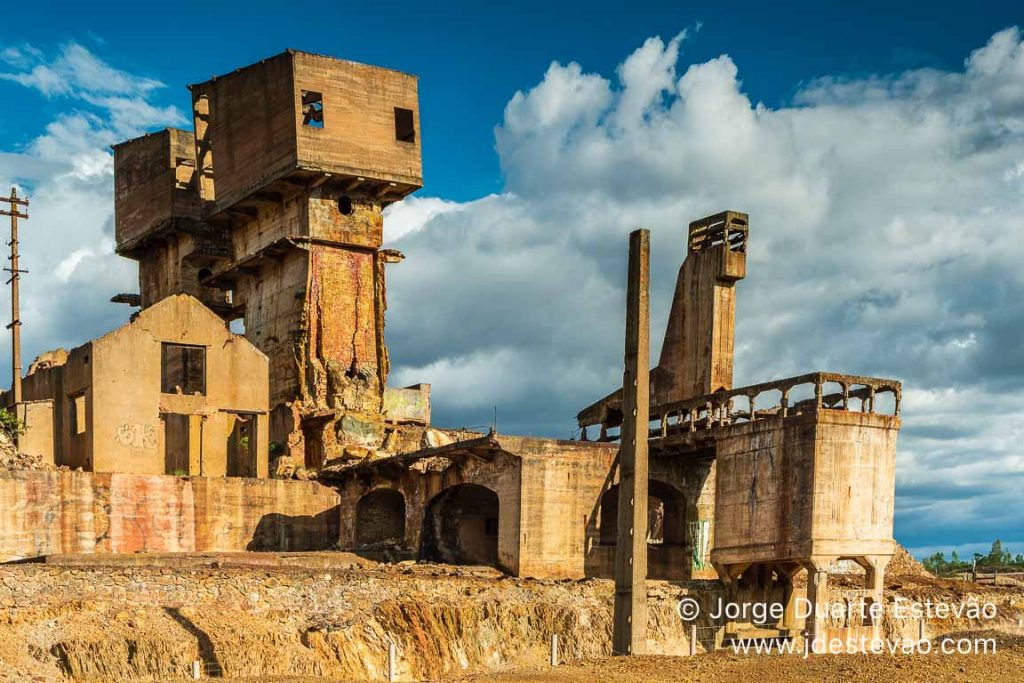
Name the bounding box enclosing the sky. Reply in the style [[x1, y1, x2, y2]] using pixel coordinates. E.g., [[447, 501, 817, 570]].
[[0, 2, 1022, 559]]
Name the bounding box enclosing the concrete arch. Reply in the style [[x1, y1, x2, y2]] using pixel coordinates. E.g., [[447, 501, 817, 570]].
[[598, 479, 687, 546], [355, 488, 406, 546], [419, 483, 500, 566]]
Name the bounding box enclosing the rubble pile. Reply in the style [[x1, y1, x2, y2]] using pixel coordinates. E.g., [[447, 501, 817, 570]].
[[889, 543, 934, 578], [0, 429, 58, 471]]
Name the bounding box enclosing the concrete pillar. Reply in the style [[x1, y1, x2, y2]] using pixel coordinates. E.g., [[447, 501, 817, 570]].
[[777, 564, 802, 633], [613, 229, 650, 656], [805, 561, 830, 650], [863, 554, 890, 637]]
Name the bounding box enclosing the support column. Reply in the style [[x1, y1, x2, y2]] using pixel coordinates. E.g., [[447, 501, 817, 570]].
[[863, 554, 890, 639], [613, 228, 650, 656], [776, 563, 803, 634], [805, 560, 831, 650]]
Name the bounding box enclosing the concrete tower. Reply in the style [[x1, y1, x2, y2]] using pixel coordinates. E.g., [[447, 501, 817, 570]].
[[653, 210, 747, 404], [114, 50, 424, 467]]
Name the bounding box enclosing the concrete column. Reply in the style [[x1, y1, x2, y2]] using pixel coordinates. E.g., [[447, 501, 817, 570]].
[[863, 554, 890, 637], [805, 562, 830, 650], [613, 229, 650, 656], [776, 563, 803, 633]]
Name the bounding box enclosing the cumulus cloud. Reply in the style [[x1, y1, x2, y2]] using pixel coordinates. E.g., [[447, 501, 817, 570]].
[[386, 27, 1024, 550], [0, 42, 184, 362], [1, 30, 1021, 551]]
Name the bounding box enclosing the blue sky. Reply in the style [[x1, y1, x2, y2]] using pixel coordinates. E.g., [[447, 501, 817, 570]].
[[2, 0, 1021, 200], [1, 3, 1023, 559]]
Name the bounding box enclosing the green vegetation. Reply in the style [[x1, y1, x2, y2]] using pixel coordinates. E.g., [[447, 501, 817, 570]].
[[923, 539, 1024, 576], [0, 408, 24, 438]]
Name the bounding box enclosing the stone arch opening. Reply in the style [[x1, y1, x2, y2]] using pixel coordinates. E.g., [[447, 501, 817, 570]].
[[355, 488, 406, 546], [598, 480, 687, 546], [420, 484, 499, 566]]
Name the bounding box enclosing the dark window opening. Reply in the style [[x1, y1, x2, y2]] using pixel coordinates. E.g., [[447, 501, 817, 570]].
[[197, 267, 212, 284], [227, 413, 257, 478], [394, 107, 415, 143], [338, 195, 353, 216], [302, 91, 324, 128], [484, 517, 499, 536], [161, 343, 206, 395]]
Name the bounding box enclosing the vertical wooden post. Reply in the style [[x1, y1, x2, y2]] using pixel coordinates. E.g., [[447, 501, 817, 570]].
[[613, 228, 650, 656]]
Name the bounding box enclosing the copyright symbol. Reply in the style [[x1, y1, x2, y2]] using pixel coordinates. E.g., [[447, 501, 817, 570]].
[[677, 597, 700, 621]]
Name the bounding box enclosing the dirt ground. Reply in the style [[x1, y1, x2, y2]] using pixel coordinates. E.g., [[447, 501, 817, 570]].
[[205, 632, 1024, 683], [459, 634, 1024, 682]]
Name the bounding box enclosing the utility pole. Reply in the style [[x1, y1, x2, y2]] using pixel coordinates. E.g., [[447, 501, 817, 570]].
[[1, 187, 29, 414], [613, 228, 650, 656]]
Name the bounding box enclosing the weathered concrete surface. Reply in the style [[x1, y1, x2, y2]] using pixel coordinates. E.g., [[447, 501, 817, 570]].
[[12, 295, 269, 476], [712, 409, 898, 567], [0, 470, 339, 561], [327, 435, 720, 581], [614, 228, 650, 655]]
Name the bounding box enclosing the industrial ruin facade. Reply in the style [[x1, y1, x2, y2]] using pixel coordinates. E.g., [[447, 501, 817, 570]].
[[112, 50, 427, 471], [5, 49, 902, 648]]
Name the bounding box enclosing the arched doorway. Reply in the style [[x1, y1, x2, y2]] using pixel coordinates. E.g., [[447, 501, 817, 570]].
[[355, 489, 406, 546], [598, 480, 686, 546], [420, 484, 500, 566], [597, 480, 688, 579]]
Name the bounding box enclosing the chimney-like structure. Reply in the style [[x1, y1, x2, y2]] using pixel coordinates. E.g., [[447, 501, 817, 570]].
[[576, 211, 748, 432], [654, 211, 747, 404]]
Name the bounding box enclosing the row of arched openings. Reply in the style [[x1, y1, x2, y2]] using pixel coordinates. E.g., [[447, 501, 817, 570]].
[[353, 479, 687, 569], [355, 483, 500, 566]]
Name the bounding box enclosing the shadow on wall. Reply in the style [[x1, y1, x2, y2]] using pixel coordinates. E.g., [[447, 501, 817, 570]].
[[246, 506, 340, 551]]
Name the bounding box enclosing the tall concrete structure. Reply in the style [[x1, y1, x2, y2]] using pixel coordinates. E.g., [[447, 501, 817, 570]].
[[613, 229, 650, 656], [656, 211, 747, 403], [113, 50, 424, 468]]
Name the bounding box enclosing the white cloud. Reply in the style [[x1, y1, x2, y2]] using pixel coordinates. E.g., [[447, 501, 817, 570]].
[[387, 27, 1024, 549], [0, 42, 183, 361], [1, 31, 1022, 550]]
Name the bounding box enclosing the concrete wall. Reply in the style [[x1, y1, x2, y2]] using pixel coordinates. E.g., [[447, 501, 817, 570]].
[[711, 410, 899, 567], [19, 295, 270, 477], [15, 400, 53, 466], [335, 449, 524, 574], [191, 50, 421, 215], [0, 470, 339, 561], [331, 436, 722, 580]]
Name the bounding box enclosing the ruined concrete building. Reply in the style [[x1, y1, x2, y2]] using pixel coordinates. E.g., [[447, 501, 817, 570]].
[[5, 49, 901, 648], [323, 210, 902, 647], [112, 50, 426, 469], [5, 295, 269, 475]]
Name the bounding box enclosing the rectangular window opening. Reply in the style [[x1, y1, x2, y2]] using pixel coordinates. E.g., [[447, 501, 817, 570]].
[[301, 90, 324, 128], [70, 393, 86, 435], [394, 107, 416, 143], [161, 343, 207, 395]]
